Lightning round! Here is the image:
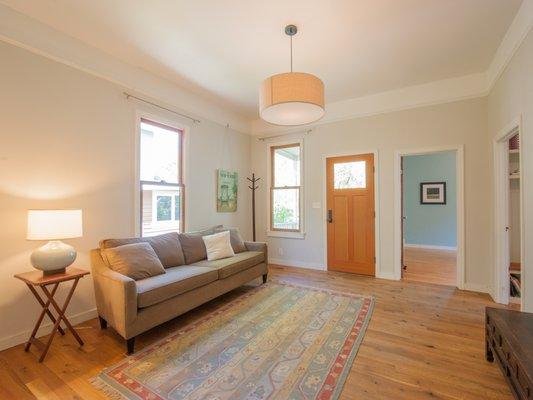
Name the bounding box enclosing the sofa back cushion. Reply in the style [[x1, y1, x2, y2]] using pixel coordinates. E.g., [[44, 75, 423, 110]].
[[100, 232, 185, 268], [102, 242, 166, 280], [178, 225, 222, 264], [214, 227, 246, 253]]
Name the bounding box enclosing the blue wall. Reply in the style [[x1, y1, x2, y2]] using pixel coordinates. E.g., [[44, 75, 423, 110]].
[[403, 151, 457, 247]]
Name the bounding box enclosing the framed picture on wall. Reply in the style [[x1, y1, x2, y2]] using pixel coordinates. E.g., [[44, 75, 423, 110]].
[[420, 182, 446, 204]]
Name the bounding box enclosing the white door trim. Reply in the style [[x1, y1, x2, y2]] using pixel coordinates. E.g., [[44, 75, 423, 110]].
[[493, 116, 524, 307], [393, 145, 465, 287], [322, 150, 382, 278]]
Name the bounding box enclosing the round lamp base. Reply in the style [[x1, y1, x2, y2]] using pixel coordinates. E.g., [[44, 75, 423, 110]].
[[31, 240, 77, 275]]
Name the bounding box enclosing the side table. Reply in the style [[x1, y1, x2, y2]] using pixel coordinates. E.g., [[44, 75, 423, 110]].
[[14, 267, 90, 362]]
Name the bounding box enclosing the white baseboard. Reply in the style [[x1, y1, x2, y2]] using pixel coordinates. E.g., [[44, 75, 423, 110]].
[[376, 270, 400, 280], [0, 307, 97, 352], [404, 243, 457, 251], [268, 258, 326, 271], [462, 283, 491, 294]]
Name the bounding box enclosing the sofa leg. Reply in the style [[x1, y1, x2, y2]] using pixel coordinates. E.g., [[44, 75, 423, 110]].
[[262, 273, 268, 284], [98, 316, 107, 329], [126, 337, 135, 355]]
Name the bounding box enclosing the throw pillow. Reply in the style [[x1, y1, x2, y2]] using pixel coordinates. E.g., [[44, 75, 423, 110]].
[[102, 242, 166, 280], [215, 227, 247, 253], [202, 230, 235, 261], [178, 225, 224, 264]]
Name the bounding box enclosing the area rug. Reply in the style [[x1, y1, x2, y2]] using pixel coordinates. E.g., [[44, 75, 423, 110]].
[[92, 281, 374, 400]]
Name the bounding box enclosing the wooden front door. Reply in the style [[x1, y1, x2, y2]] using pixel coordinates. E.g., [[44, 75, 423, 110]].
[[326, 154, 375, 275]]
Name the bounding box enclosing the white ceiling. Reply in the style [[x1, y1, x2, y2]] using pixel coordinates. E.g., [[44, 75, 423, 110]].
[[0, 0, 523, 118]]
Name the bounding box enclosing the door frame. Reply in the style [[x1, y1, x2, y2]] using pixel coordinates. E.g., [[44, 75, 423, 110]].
[[322, 150, 381, 277], [493, 116, 524, 307], [393, 145, 465, 288]]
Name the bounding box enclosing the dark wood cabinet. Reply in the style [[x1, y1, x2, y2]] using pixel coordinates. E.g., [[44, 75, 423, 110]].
[[486, 307, 533, 399]]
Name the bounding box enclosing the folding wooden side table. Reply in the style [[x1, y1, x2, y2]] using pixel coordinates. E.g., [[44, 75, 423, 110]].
[[14, 267, 90, 362]]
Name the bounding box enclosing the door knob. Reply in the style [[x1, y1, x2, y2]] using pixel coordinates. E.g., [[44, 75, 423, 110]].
[[327, 210, 333, 223]]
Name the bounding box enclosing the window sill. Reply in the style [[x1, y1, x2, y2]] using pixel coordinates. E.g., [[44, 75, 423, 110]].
[[267, 230, 306, 239]]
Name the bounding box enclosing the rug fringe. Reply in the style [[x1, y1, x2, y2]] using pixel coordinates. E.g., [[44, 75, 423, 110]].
[[90, 376, 126, 400]]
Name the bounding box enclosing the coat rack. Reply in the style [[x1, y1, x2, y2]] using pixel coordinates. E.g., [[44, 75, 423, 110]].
[[247, 173, 260, 241]]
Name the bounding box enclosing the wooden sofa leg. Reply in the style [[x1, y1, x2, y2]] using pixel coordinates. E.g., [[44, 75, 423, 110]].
[[98, 316, 107, 329], [262, 274, 268, 284], [126, 337, 135, 355]]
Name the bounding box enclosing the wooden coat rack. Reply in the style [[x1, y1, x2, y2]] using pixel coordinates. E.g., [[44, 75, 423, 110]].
[[247, 173, 260, 241]]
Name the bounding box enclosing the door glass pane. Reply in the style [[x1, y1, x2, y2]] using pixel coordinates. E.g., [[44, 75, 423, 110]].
[[140, 121, 180, 184], [334, 161, 366, 189], [273, 145, 300, 187], [272, 188, 299, 230]]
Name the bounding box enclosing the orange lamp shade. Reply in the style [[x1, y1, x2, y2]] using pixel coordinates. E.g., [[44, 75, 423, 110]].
[[259, 72, 325, 126]]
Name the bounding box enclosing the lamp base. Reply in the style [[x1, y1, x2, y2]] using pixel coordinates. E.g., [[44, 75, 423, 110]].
[[43, 268, 67, 276], [30, 240, 77, 274]]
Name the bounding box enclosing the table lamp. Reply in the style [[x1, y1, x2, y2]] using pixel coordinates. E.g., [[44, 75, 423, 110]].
[[27, 209, 83, 275]]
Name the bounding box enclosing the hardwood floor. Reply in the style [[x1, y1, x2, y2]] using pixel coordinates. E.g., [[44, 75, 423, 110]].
[[0, 265, 513, 400], [403, 246, 457, 286]]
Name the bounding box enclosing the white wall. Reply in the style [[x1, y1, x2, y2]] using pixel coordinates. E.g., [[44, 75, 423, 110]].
[[252, 98, 490, 289], [488, 28, 533, 310], [0, 41, 251, 350]]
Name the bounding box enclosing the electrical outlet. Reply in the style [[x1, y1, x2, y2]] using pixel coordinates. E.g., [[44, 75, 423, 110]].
[[278, 247, 284, 256]]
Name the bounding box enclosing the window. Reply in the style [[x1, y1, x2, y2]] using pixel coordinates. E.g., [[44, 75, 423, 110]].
[[270, 143, 302, 232], [139, 119, 184, 237], [334, 161, 366, 189]]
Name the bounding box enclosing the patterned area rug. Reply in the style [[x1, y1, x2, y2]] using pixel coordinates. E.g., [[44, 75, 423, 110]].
[[92, 281, 374, 400]]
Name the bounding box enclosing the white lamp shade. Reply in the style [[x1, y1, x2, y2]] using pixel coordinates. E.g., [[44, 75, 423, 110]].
[[27, 209, 83, 240]]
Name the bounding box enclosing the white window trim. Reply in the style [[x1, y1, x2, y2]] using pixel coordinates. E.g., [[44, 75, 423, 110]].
[[266, 138, 305, 239], [134, 109, 189, 237]]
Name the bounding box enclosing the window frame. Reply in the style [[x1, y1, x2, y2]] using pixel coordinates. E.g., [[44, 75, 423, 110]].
[[267, 139, 305, 238], [138, 117, 185, 237]]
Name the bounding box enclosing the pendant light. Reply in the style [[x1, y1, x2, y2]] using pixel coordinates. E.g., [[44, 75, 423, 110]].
[[259, 25, 325, 126]]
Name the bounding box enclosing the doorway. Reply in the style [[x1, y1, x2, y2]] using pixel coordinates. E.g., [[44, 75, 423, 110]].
[[493, 119, 523, 308], [326, 153, 375, 275], [394, 147, 464, 287]]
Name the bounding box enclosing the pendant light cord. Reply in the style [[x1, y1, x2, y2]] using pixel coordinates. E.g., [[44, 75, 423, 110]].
[[290, 35, 293, 72]]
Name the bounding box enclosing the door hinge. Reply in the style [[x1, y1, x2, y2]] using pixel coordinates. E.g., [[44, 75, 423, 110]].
[[373, 211, 376, 218], [374, 256, 376, 264]]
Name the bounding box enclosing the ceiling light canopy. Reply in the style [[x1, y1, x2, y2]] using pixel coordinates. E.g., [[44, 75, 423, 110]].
[[259, 25, 325, 126]]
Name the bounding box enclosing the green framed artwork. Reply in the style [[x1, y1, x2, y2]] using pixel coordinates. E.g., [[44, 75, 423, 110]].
[[217, 169, 238, 212]]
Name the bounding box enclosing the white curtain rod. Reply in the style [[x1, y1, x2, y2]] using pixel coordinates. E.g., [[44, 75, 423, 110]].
[[123, 92, 201, 124], [257, 129, 313, 141]]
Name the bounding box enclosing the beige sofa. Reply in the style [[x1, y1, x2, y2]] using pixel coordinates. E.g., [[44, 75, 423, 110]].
[[90, 227, 267, 353]]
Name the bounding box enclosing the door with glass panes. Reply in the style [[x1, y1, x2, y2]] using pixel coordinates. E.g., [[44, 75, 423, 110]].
[[326, 154, 375, 275]]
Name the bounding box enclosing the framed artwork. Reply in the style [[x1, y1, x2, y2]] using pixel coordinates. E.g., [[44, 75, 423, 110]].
[[217, 169, 238, 212], [420, 182, 446, 204]]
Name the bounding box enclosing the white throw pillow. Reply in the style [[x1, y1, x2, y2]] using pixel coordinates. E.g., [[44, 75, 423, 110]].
[[202, 230, 235, 261]]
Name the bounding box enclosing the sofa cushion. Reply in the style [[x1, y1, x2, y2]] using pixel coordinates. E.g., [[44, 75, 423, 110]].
[[178, 225, 223, 264], [214, 227, 247, 253], [100, 232, 185, 268], [103, 242, 166, 281], [192, 251, 264, 279], [136, 265, 218, 308]]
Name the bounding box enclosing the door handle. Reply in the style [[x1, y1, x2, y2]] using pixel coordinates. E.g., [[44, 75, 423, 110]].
[[327, 210, 333, 223], [505, 226, 510, 232]]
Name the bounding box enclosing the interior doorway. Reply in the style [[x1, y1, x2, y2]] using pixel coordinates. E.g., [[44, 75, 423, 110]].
[[493, 119, 523, 308], [400, 151, 458, 286], [326, 153, 375, 276]]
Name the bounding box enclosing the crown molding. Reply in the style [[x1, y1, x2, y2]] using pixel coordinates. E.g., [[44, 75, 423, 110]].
[[251, 72, 488, 135], [487, 0, 533, 91], [0, 4, 251, 134]]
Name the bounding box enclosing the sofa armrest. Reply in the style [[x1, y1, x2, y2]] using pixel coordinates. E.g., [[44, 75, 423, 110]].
[[90, 249, 137, 338], [244, 241, 268, 263]]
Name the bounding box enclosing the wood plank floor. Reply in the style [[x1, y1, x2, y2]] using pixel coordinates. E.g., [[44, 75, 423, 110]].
[[403, 246, 457, 286], [0, 265, 513, 400]]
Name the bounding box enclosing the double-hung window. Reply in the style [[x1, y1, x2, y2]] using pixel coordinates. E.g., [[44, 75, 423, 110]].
[[270, 143, 302, 232], [139, 118, 184, 237]]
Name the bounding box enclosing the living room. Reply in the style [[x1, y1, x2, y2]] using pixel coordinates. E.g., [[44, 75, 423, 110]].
[[0, 1, 532, 399]]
